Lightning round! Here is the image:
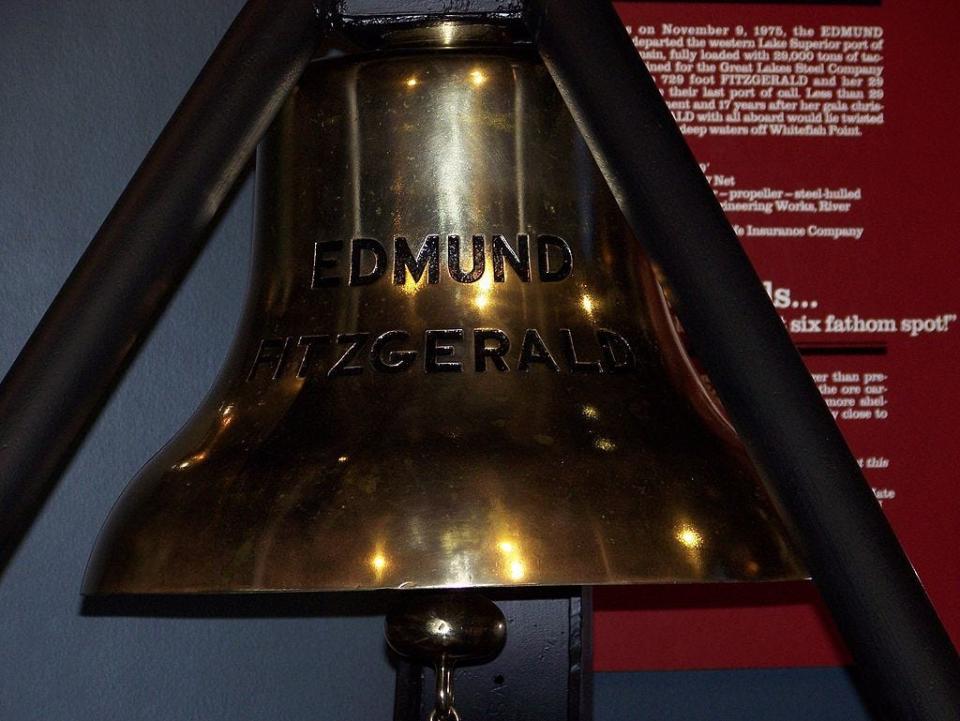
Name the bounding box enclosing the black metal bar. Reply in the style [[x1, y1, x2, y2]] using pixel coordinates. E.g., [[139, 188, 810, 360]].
[[525, 2, 960, 720], [0, 0, 324, 572], [567, 588, 593, 721]]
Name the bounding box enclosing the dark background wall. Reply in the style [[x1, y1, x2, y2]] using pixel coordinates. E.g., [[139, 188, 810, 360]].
[[0, 1, 872, 718]]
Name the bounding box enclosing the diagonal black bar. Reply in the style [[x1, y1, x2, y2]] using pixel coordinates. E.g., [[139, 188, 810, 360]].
[[0, 0, 324, 573], [525, 2, 959, 720]]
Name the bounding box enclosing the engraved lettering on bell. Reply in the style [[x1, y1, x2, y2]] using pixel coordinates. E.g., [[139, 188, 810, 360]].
[[314, 234, 572, 288], [247, 328, 636, 379], [84, 35, 804, 596]]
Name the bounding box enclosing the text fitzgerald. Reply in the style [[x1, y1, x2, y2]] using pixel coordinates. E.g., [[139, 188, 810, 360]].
[[248, 327, 639, 380]]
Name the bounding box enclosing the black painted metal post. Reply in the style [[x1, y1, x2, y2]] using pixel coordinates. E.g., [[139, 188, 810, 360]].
[[525, 2, 960, 720], [0, 0, 323, 571]]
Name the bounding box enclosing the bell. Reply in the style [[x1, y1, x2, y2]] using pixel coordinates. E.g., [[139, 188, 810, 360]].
[[83, 21, 804, 598]]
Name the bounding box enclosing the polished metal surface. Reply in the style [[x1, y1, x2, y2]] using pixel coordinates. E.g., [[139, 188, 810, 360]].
[[386, 592, 507, 721], [386, 593, 507, 663], [84, 26, 805, 595]]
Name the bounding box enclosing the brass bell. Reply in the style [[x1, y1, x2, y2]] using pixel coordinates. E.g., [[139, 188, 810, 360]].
[[83, 21, 803, 598]]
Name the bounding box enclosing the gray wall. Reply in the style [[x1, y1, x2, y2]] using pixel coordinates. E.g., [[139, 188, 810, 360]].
[[0, 1, 872, 719]]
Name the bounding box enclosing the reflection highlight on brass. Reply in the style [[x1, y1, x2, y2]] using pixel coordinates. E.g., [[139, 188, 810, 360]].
[[440, 22, 457, 47], [497, 541, 516, 555], [593, 437, 617, 453], [472, 272, 495, 312], [496, 538, 526, 582], [676, 525, 704, 550], [173, 452, 207, 471], [580, 293, 596, 318], [469, 68, 487, 87]]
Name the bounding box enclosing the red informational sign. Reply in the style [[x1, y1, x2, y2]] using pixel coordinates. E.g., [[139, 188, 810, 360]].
[[595, 0, 960, 670]]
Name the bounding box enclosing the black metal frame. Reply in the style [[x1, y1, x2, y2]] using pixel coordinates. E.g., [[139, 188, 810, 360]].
[[527, 3, 960, 719], [0, 1, 957, 719], [0, 0, 323, 571]]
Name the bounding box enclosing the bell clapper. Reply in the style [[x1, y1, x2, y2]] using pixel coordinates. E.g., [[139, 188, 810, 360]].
[[385, 593, 507, 721]]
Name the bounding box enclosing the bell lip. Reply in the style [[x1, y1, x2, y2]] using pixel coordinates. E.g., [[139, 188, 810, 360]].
[[80, 573, 811, 598]]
